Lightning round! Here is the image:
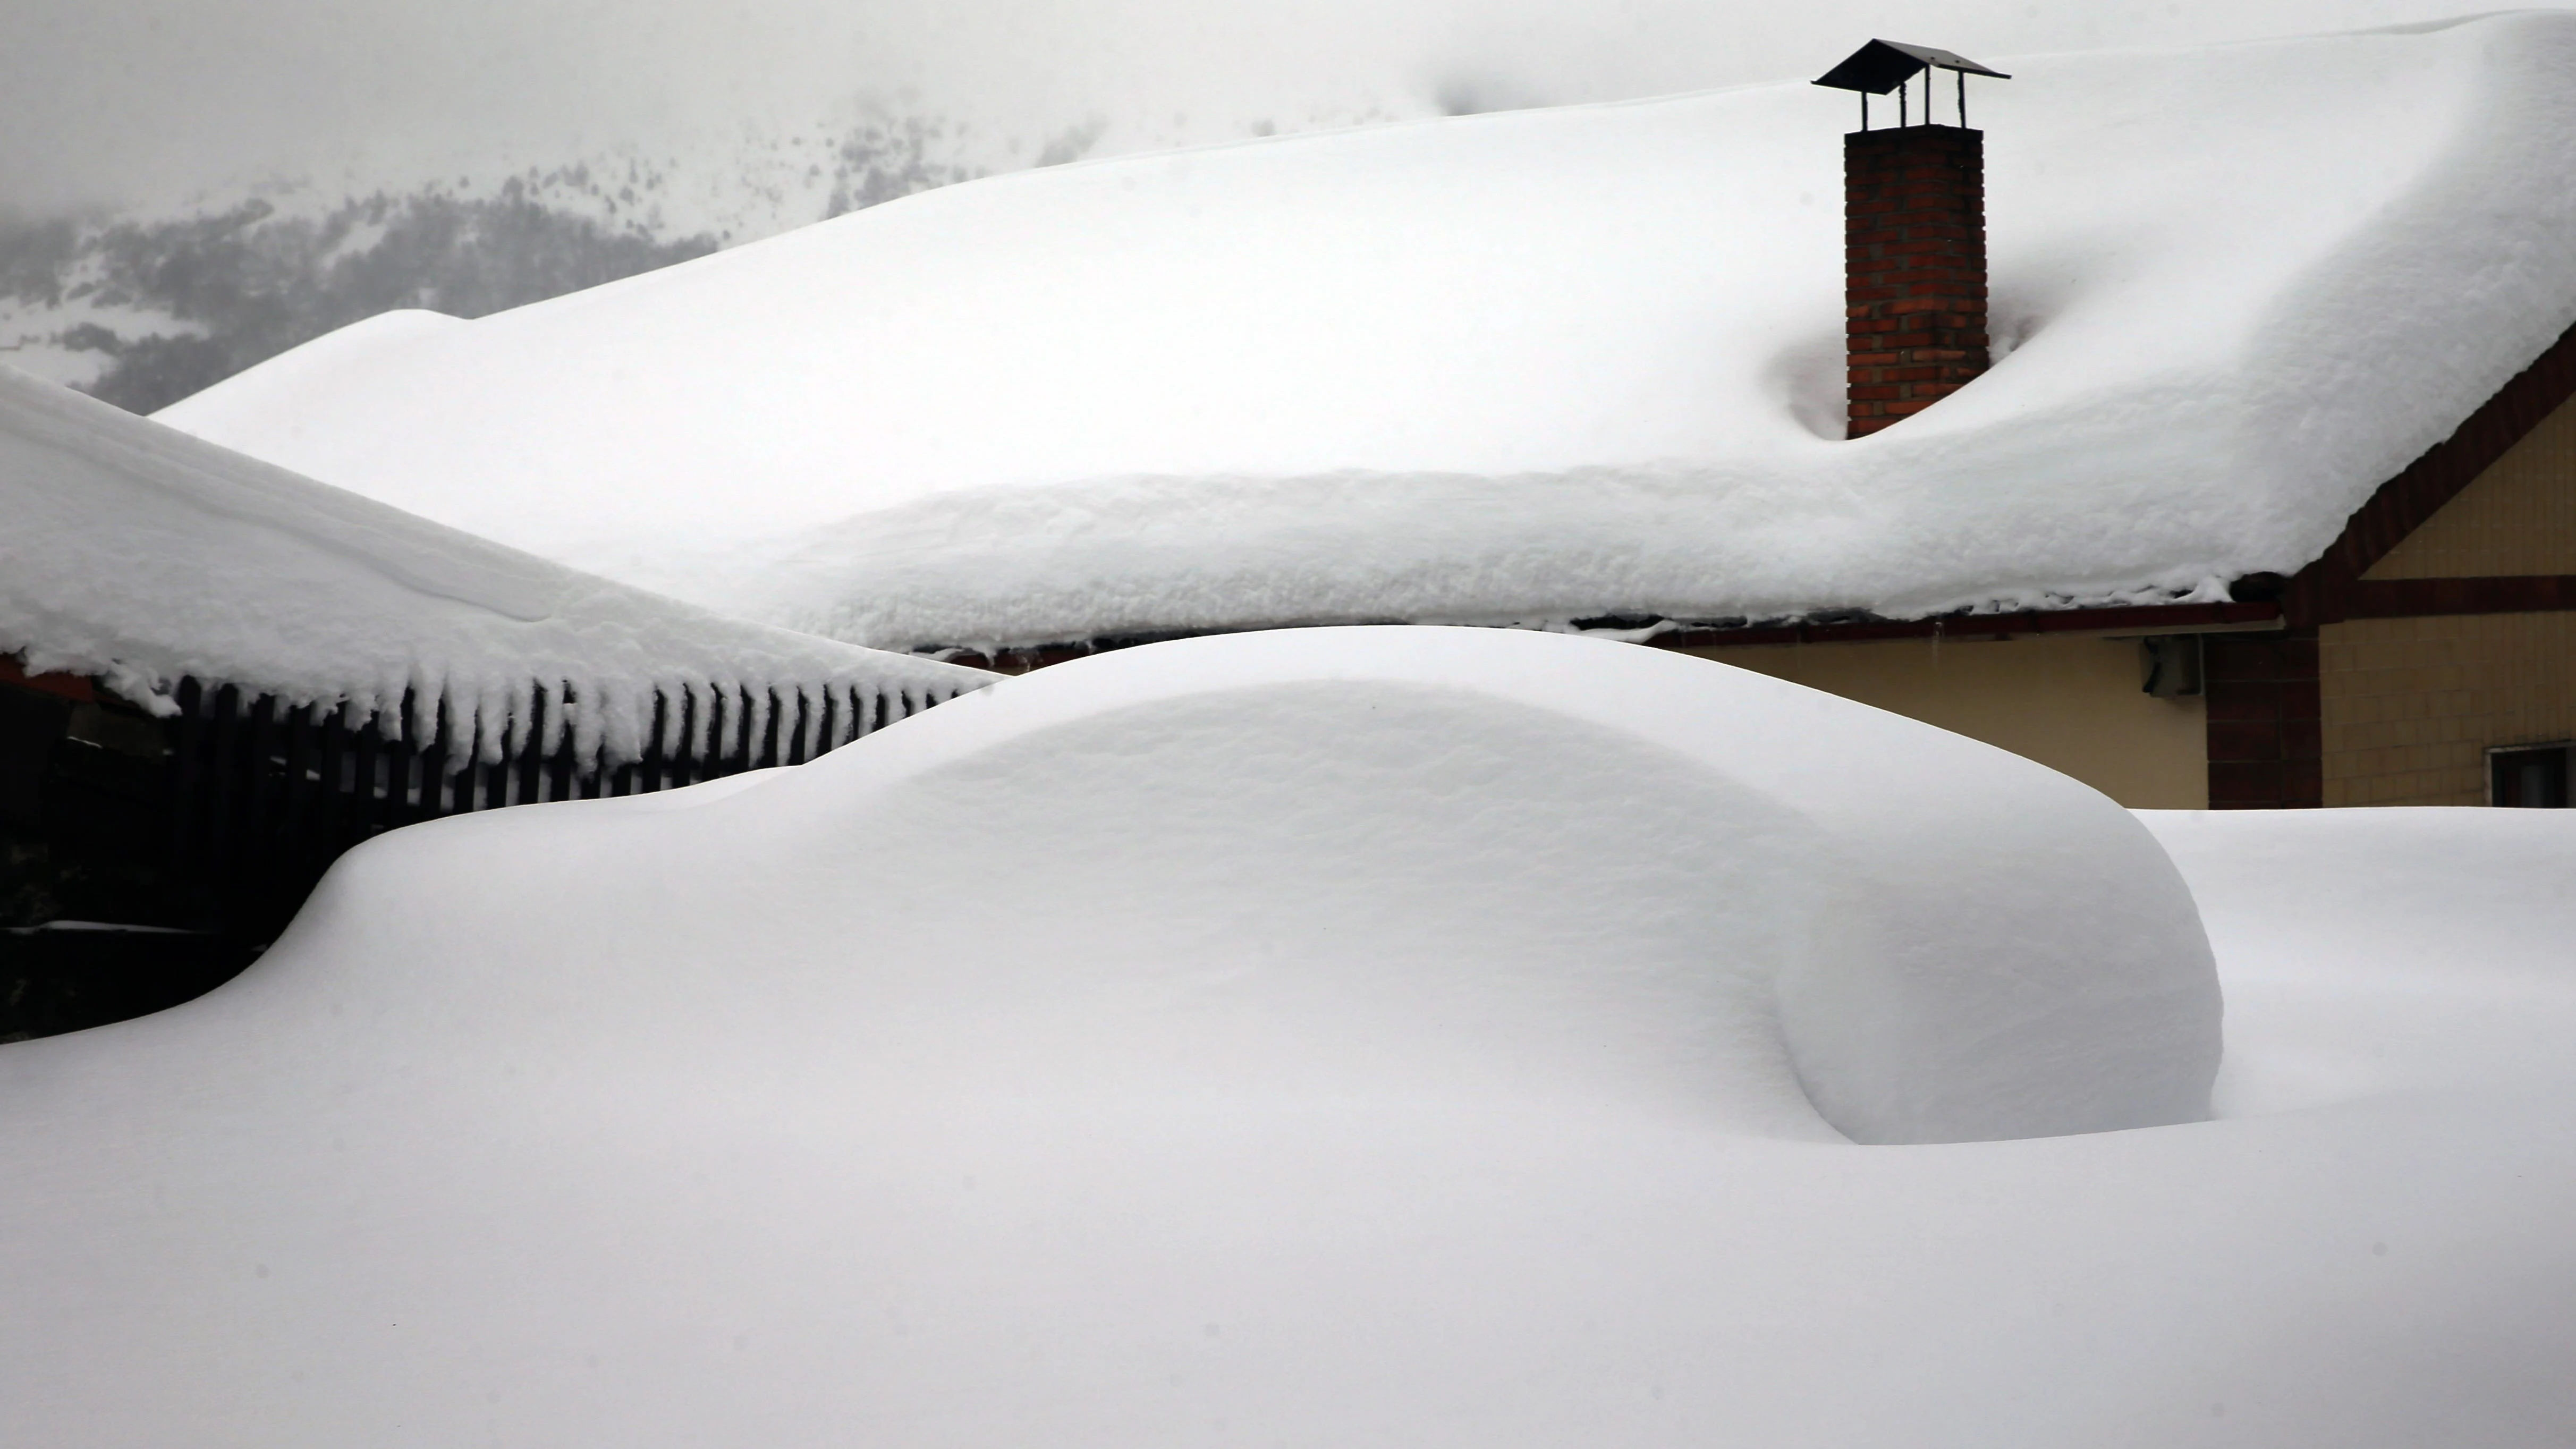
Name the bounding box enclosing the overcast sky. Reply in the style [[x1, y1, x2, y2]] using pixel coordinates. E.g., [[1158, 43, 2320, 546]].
[[0, 0, 2547, 216]]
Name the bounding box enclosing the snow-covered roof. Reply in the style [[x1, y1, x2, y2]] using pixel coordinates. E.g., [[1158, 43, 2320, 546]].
[[0, 365, 992, 759], [158, 13, 2576, 653]]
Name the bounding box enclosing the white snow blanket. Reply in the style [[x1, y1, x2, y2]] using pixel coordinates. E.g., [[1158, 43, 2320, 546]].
[[12, 629, 2571, 1446], [0, 365, 989, 762], [158, 14, 2576, 653]]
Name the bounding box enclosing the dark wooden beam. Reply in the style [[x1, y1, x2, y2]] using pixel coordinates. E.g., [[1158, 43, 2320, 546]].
[[2346, 574, 2576, 619], [1646, 600, 2281, 651], [2213, 318, 2576, 808], [2290, 318, 2576, 630], [944, 600, 2290, 675]]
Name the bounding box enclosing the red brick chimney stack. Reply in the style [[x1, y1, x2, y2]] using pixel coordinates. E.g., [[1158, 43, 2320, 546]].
[[1843, 125, 1989, 439], [1811, 41, 2008, 439]]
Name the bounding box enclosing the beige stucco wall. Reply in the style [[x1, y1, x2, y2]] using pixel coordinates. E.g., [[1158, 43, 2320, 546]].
[[2321, 612, 2576, 806], [1670, 634, 2208, 808], [2365, 392, 2576, 579]]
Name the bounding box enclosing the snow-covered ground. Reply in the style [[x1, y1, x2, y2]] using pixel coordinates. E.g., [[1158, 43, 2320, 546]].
[[0, 364, 990, 761], [2, 628, 2567, 1446], [159, 14, 2576, 651]]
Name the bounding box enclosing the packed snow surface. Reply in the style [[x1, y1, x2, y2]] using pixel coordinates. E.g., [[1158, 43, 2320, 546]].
[[0, 364, 990, 760], [11, 628, 2573, 1446], [160, 14, 2576, 651]]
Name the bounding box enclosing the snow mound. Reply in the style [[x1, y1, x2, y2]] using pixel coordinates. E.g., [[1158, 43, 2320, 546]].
[[158, 14, 2576, 650], [143, 625, 2219, 1142], [174, 308, 465, 418], [0, 363, 990, 760], [7, 635, 2576, 1446], [587, 625, 2213, 1145]]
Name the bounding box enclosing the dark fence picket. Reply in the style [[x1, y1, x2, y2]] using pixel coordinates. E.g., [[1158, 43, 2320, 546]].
[[678, 688, 702, 789], [310, 702, 336, 865], [481, 712, 508, 814], [635, 689, 665, 796], [168, 678, 205, 876], [423, 696, 454, 819], [703, 687, 726, 789], [207, 684, 240, 881], [547, 685, 575, 803], [516, 687, 545, 806], [728, 685, 747, 774], [386, 691, 419, 831], [351, 705, 382, 849], [143, 671, 956, 943], [245, 694, 282, 900], [457, 711, 486, 817]]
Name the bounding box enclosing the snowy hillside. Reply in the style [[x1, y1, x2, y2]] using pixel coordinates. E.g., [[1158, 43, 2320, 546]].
[[1, 628, 2569, 1445], [0, 111, 993, 410], [0, 97, 1393, 412], [0, 365, 989, 762], [160, 14, 2576, 653]]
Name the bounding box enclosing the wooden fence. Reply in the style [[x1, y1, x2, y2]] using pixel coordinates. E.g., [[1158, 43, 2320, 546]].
[[163, 675, 962, 937]]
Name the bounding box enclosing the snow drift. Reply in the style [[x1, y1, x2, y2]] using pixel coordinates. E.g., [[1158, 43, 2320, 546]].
[[0, 364, 990, 764], [159, 13, 2576, 651], [472, 624, 2209, 1148], [6, 629, 2576, 1446]]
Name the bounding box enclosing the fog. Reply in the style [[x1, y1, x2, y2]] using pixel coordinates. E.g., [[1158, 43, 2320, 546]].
[[0, 0, 2532, 216]]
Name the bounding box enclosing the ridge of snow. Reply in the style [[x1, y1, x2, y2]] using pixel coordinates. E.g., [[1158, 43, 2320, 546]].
[[0, 364, 992, 762], [158, 14, 2576, 650]]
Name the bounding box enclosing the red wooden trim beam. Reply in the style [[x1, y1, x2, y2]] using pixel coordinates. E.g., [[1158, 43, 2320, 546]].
[[0, 653, 96, 702]]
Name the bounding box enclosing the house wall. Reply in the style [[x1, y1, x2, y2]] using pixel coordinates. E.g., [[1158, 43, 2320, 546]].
[[1669, 634, 2207, 808], [2320, 612, 2576, 804], [2362, 393, 2576, 579], [2319, 387, 2576, 805]]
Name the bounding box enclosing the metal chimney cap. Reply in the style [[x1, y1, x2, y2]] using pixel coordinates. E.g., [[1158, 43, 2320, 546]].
[[1813, 40, 2011, 95]]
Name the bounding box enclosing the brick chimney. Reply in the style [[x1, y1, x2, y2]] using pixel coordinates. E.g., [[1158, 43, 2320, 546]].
[[1811, 41, 2008, 439], [1843, 125, 1988, 438]]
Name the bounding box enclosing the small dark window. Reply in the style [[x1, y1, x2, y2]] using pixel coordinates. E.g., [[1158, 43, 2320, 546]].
[[2490, 744, 2571, 808]]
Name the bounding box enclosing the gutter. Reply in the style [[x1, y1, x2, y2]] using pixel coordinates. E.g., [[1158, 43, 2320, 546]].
[[1645, 600, 2285, 651]]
